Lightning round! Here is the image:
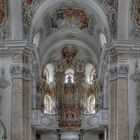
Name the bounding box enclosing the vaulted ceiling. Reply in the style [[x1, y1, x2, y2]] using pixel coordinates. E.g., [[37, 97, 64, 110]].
[[27, 0, 118, 71]]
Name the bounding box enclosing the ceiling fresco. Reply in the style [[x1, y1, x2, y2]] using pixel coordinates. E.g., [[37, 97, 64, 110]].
[[22, 0, 118, 41], [43, 7, 95, 37], [51, 8, 89, 30]]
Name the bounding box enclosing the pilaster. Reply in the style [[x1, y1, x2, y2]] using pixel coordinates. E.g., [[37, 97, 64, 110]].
[[10, 42, 33, 140], [106, 41, 129, 140]]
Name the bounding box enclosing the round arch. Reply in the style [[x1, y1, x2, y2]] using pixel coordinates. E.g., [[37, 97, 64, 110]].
[[40, 40, 99, 72], [29, 0, 111, 42]]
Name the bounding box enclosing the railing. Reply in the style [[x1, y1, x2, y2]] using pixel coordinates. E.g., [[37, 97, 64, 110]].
[[81, 109, 108, 129], [31, 109, 108, 130], [32, 109, 58, 129]]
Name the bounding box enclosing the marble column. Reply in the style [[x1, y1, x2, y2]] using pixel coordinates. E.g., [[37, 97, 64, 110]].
[[11, 51, 32, 140]]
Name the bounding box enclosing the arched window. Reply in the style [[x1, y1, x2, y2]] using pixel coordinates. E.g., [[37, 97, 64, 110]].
[[33, 32, 41, 47], [44, 95, 51, 114], [85, 63, 96, 85], [43, 64, 54, 84], [99, 33, 107, 47], [88, 95, 95, 114], [65, 68, 74, 83]]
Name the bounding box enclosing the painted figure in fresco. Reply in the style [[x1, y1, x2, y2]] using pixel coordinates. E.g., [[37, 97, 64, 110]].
[[0, 0, 4, 23]]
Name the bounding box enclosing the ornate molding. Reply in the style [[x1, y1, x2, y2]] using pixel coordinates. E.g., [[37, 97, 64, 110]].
[[10, 64, 32, 81], [107, 65, 129, 81]]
